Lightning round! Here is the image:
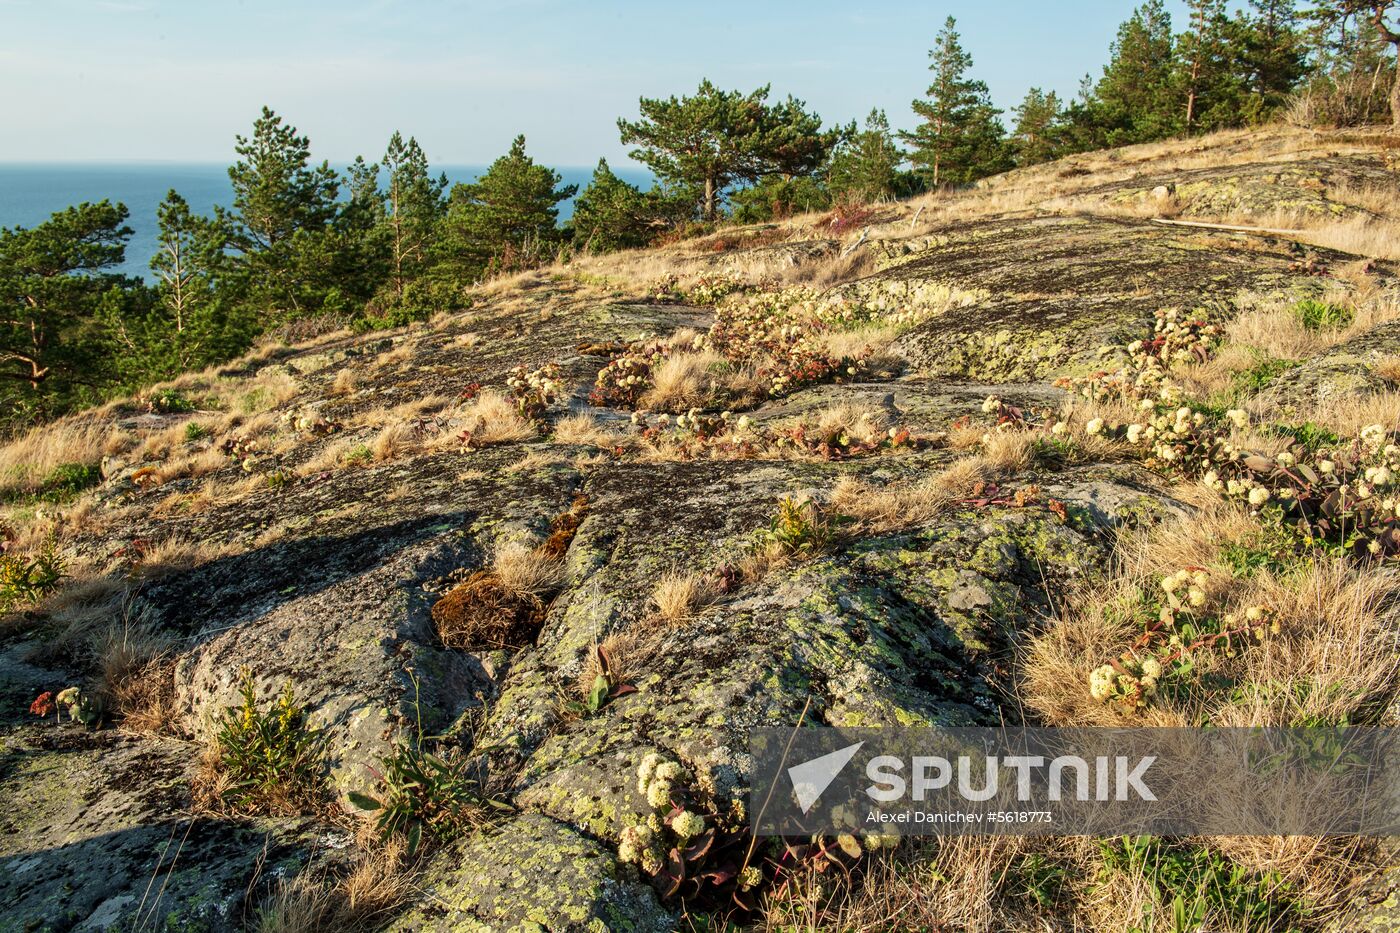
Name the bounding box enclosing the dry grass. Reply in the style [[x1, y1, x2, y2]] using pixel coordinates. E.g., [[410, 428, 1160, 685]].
[[831, 457, 987, 531], [133, 535, 230, 581], [1375, 356, 1400, 383], [0, 418, 122, 498], [97, 614, 176, 733], [651, 571, 720, 625], [637, 349, 764, 413], [805, 402, 891, 448], [330, 369, 359, 397], [552, 413, 624, 447], [977, 427, 1039, 472], [491, 541, 566, 599], [505, 450, 568, 473], [449, 391, 536, 446], [370, 422, 417, 462], [253, 840, 410, 933]]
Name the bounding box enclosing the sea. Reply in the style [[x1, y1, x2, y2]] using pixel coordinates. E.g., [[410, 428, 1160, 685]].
[[0, 162, 653, 280]]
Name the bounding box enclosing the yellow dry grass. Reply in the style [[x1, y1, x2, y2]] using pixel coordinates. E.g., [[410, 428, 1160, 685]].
[[491, 541, 566, 599], [651, 571, 721, 625]]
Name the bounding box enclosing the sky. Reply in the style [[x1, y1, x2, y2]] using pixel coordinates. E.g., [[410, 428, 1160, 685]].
[[1, 0, 1208, 168]]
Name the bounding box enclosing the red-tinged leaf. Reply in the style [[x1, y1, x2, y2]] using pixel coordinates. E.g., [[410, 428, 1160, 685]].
[[682, 829, 715, 861], [608, 682, 638, 699]]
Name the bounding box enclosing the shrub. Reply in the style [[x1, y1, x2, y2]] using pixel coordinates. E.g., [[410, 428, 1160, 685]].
[[350, 678, 508, 855], [38, 461, 101, 501], [208, 669, 325, 815], [752, 497, 838, 562], [0, 539, 65, 612], [1292, 299, 1353, 332], [145, 388, 196, 414]]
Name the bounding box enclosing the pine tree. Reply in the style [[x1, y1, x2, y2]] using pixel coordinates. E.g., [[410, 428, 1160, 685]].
[[0, 201, 134, 418], [102, 191, 249, 385], [901, 17, 1011, 187], [1236, 0, 1310, 116], [1093, 1, 1181, 144], [437, 135, 576, 277], [1010, 89, 1064, 166], [221, 107, 343, 316], [570, 159, 658, 252], [382, 133, 447, 295], [1310, 1, 1400, 125], [618, 81, 834, 220], [1179, 0, 1234, 130], [827, 110, 905, 203], [142, 191, 228, 374]]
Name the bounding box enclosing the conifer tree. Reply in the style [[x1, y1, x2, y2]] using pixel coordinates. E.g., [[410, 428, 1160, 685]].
[[221, 107, 343, 316], [901, 17, 1011, 187], [1310, 1, 1400, 125], [0, 201, 134, 419], [1010, 89, 1065, 166], [1179, 0, 1236, 130], [827, 109, 905, 203], [570, 159, 657, 252], [1093, 1, 1181, 144], [437, 135, 576, 276], [1236, 0, 1310, 116], [618, 81, 834, 219], [381, 132, 447, 295]]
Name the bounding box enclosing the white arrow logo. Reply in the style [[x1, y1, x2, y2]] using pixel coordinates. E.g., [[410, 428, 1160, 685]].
[[787, 742, 864, 813]]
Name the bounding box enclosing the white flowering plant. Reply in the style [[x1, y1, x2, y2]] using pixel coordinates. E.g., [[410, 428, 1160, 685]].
[[620, 752, 760, 909], [506, 362, 563, 420], [1089, 569, 1278, 712]]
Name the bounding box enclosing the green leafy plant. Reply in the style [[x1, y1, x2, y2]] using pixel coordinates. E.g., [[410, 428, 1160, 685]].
[[1007, 852, 1069, 908], [0, 539, 65, 612], [145, 388, 196, 413], [1293, 299, 1353, 332], [211, 668, 325, 814], [1232, 354, 1299, 394], [37, 462, 101, 501], [1099, 835, 1302, 932], [752, 497, 840, 560], [184, 421, 210, 442], [350, 676, 509, 854]]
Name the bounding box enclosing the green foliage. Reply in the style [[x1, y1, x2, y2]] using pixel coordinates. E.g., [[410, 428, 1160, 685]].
[[1231, 354, 1299, 393], [38, 462, 101, 501], [1265, 420, 1341, 452], [212, 669, 325, 814], [729, 175, 830, 222], [901, 17, 1012, 187], [1011, 89, 1068, 166], [752, 497, 839, 560], [1099, 835, 1303, 932], [349, 678, 508, 855], [436, 135, 576, 279], [145, 388, 196, 413], [826, 109, 911, 204], [0, 199, 137, 427], [1007, 853, 1069, 908], [1292, 298, 1354, 331], [0, 539, 65, 613], [1219, 522, 1302, 577], [569, 159, 688, 252], [1088, 1, 1183, 145], [184, 421, 210, 442], [619, 80, 838, 220], [381, 132, 448, 295]]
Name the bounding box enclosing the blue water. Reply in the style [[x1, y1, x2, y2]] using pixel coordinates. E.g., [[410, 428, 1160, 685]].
[[0, 162, 653, 279]]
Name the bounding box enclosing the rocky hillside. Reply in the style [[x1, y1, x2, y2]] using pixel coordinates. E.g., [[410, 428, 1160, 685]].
[[3, 125, 1400, 932]]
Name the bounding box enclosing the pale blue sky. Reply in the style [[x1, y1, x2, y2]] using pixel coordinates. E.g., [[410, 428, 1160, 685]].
[[2, 0, 1208, 167]]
